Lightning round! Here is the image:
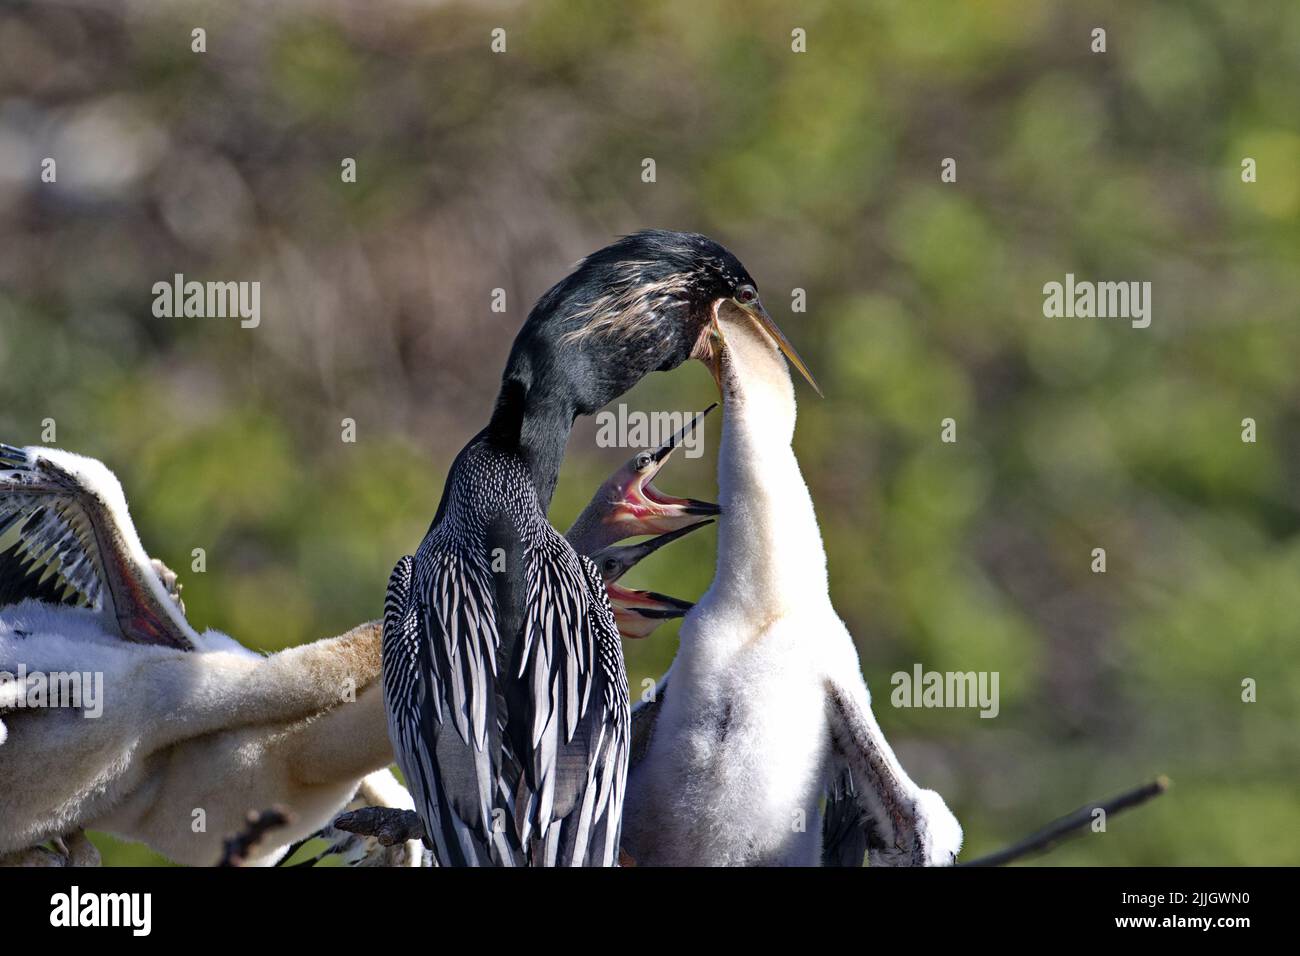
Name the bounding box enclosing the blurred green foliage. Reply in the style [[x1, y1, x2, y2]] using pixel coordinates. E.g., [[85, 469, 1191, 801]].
[[1, 0, 1297, 865]]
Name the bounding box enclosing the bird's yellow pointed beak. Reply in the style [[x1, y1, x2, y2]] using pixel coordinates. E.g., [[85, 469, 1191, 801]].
[[737, 300, 823, 396]]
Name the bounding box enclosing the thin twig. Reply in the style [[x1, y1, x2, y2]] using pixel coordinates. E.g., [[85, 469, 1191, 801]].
[[959, 776, 1169, 867], [217, 807, 292, 867]]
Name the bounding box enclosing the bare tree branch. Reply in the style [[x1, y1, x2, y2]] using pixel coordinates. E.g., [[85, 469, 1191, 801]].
[[332, 776, 1169, 867], [959, 776, 1169, 867]]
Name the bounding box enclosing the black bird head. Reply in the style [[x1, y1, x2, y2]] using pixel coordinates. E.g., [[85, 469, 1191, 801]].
[[490, 230, 818, 505]]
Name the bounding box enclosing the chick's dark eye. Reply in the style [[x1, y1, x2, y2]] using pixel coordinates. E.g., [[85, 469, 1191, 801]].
[[635, 452, 652, 470], [736, 285, 758, 304]]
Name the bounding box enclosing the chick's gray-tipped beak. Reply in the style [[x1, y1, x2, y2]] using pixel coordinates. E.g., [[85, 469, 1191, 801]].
[[591, 519, 714, 584], [650, 403, 717, 464], [609, 582, 694, 640], [566, 405, 718, 556], [609, 405, 719, 534]]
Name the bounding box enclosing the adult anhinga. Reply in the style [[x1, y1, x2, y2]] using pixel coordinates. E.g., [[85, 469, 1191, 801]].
[[381, 231, 807, 866], [0, 430, 708, 867]]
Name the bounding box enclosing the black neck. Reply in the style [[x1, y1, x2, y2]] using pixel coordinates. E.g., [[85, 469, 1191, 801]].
[[487, 373, 574, 510]]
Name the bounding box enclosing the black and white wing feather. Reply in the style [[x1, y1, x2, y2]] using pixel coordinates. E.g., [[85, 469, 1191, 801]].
[[0, 444, 197, 649], [382, 446, 629, 867], [382, 539, 513, 866]]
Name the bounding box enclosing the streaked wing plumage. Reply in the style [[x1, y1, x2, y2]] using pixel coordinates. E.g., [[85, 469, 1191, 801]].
[[0, 444, 197, 649], [824, 678, 926, 866], [382, 445, 629, 866]]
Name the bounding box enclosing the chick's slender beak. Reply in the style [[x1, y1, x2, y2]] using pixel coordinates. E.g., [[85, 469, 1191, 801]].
[[608, 405, 719, 534], [608, 582, 694, 640], [592, 520, 711, 640], [590, 519, 715, 584], [736, 299, 823, 397]]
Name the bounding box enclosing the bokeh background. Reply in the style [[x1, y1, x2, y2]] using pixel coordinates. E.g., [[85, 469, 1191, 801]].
[[1, 0, 1297, 865]]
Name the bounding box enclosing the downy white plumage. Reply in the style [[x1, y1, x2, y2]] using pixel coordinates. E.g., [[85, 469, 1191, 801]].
[[622, 301, 963, 866], [0, 445, 420, 867]]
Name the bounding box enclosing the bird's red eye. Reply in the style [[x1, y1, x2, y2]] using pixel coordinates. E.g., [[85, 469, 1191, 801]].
[[736, 285, 758, 304]]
